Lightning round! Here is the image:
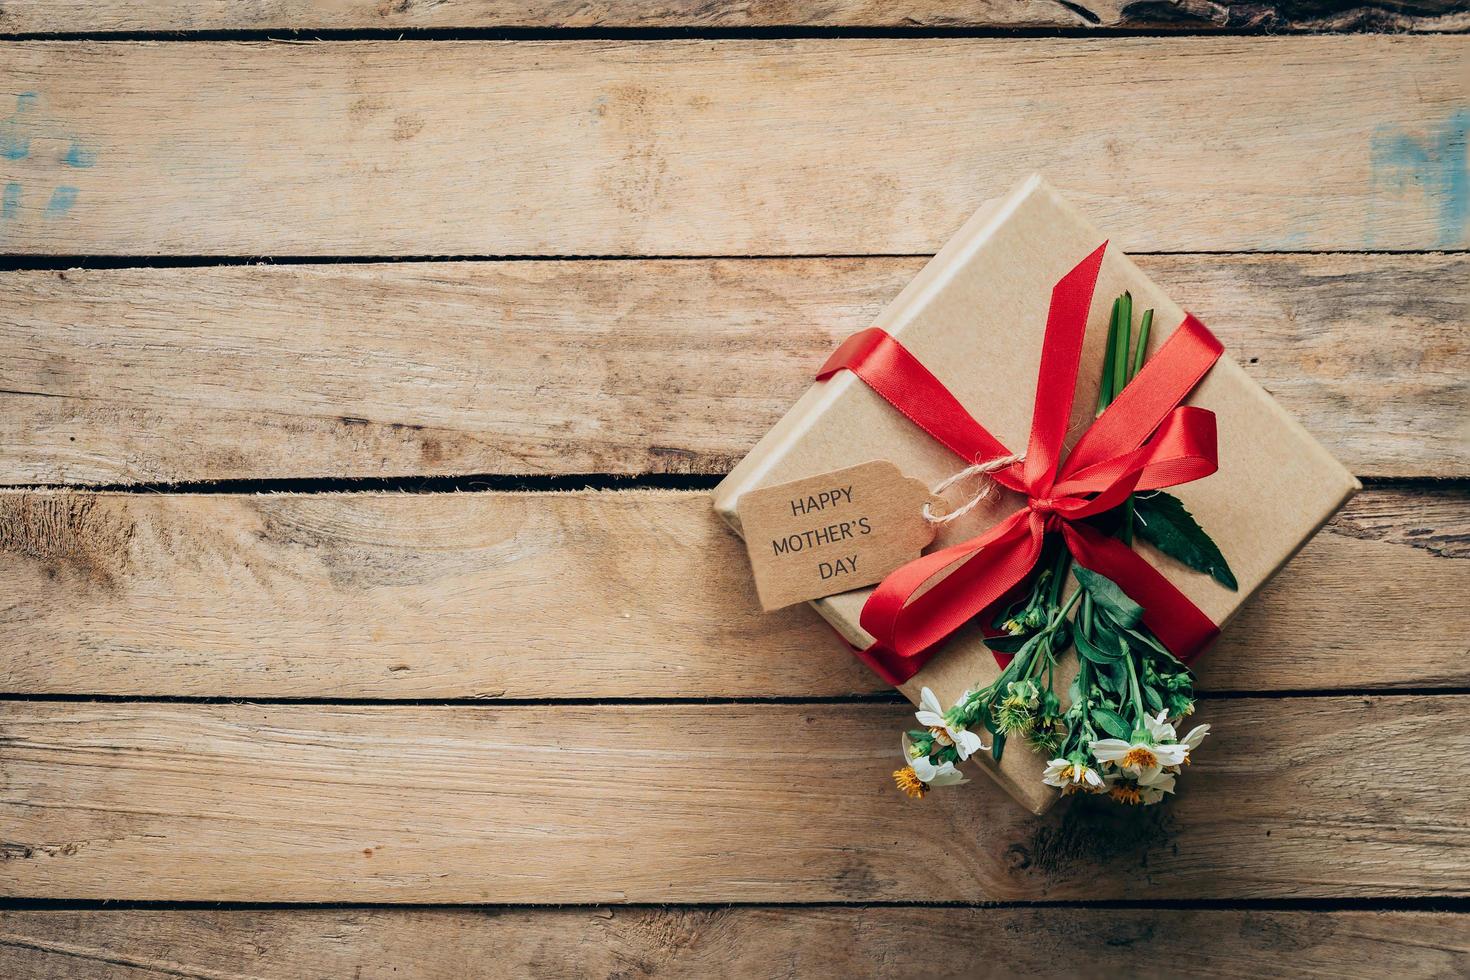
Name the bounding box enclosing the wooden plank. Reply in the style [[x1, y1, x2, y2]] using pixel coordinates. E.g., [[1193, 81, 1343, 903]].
[[1, 696, 1466, 901], [4, 0, 1468, 33], [2, 908, 1467, 980], [0, 39, 1464, 255], [0, 487, 1464, 699], [3, 254, 1464, 484]]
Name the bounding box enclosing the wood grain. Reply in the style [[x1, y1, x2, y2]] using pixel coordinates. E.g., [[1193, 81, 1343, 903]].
[[2, 696, 1466, 902], [0, 487, 1463, 698], [2, 908, 1467, 979], [0, 39, 1465, 255], [3, 254, 1464, 484], [4, 0, 1467, 33]]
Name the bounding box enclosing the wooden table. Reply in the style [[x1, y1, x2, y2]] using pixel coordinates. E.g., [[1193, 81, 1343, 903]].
[[1, 3, 1467, 977]]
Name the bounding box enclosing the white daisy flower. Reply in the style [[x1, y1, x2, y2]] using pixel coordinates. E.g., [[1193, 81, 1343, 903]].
[[1099, 769, 1174, 805], [911, 753, 968, 787], [1179, 723, 1210, 761], [1151, 713, 1210, 771], [1138, 769, 1177, 805], [1103, 772, 1143, 806], [1042, 757, 1104, 794], [1089, 731, 1188, 784], [893, 735, 968, 797], [1143, 710, 1179, 743], [914, 686, 987, 761]]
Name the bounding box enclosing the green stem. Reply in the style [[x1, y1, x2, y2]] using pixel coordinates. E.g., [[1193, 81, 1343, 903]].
[[1047, 545, 1071, 608], [1120, 498, 1137, 547], [1050, 585, 1083, 628], [1074, 650, 1094, 741], [1117, 307, 1154, 546], [1071, 593, 1095, 738], [1030, 585, 1081, 684], [1123, 643, 1147, 730], [1031, 644, 1050, 680]]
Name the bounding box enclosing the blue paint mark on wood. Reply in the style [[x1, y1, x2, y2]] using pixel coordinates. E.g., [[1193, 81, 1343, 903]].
[[44, 186, 78, 218], [0, 133, 30, 159], [1, 182, 20, 221], [62, 141, 98, 168], [1371, 109, 1470, 248], [0, 94, 34, 160]]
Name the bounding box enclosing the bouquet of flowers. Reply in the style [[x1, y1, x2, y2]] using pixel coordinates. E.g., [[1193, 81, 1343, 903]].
[[893, 293, 1229, 806]]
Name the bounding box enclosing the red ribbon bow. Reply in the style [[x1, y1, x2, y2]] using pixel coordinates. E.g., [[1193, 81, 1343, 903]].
[[815, 242, 1223, 686]]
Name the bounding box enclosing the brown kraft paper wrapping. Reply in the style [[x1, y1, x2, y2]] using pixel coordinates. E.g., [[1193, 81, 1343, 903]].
[[713, 175, 1359, 814]]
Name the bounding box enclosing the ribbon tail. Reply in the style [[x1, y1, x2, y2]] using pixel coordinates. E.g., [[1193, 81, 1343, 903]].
[[1021, 242, 1109, 491], [1062, 522, 1219, 664]]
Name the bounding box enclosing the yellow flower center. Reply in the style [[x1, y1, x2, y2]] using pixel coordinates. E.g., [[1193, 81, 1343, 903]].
[[1061, 777, 1092, 796], [929, 726, 954, 746], [1110, 784, 1143, 805], [1122, 747, 1159, 770], [893, 767, 928, 799]]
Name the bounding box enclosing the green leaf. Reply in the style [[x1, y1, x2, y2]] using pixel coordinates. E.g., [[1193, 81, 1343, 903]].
[[1121, 624, 1169, 656], [1073, 566, 1144, 628], [1095, 299, 1121, 413], [1144, 684, 1164, 713], [1092, 706, 1132, 740], [991, 731, 1006, 762], [1134, 491, 1239, 591], [983, 633, 1030, 654], [1112, 291, 1132, 399], [1075, 627, 1122, 664], [1130, 309, 1153, 381], [1096, 659, 1125, 695]]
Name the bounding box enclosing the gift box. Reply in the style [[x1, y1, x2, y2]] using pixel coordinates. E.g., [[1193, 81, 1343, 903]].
[[712, 175, 1359, 814]]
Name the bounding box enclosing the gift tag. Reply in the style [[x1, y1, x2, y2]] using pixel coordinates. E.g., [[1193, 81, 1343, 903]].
[[735, 460, 939, 611]]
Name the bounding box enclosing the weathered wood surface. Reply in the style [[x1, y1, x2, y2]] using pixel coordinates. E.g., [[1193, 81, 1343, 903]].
[[1, 39, 1465, 256], [3, 254, 1464, 484], [4, 0, 1466, 32], [2, 696, 1466, 902], [0, 487, 1463, 698], [3, 908, 1467, 980]]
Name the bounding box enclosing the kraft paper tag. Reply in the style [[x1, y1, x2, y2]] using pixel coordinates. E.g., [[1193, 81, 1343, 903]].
[[735, 460, 939, 611]]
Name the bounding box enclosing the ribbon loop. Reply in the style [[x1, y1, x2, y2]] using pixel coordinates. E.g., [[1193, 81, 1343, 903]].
[[816, 243, 1224, 684]]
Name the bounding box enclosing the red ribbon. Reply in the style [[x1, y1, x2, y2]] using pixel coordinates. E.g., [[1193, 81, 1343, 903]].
[[816, 242, 1223, 686]]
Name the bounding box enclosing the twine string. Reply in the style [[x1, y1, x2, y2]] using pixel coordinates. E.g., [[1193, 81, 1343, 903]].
[[922, 452, 1024, 526]]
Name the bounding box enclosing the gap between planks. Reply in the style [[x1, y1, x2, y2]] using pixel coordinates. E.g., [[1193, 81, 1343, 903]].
[[2, 0, 1466, 33], [0, 486, 1463, 698]]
